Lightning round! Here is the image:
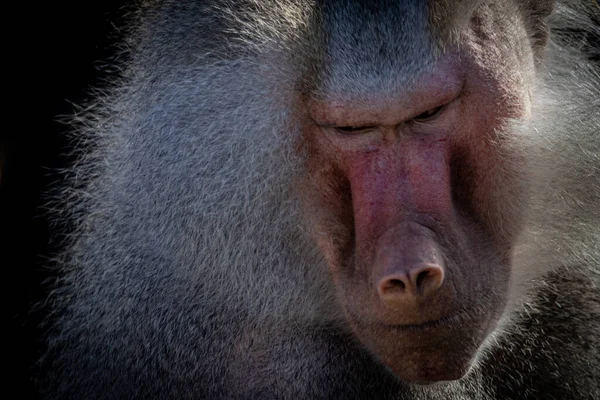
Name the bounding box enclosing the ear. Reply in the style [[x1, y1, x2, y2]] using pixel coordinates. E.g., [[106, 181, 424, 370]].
[[522, 0, 556, 59], [429, 0, 484, 45]]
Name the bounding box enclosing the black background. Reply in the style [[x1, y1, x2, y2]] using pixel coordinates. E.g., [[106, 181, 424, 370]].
[[4, 2, 132, 397]]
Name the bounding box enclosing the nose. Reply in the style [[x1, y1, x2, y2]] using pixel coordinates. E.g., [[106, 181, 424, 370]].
[[377, 263, 445, 305], [373, 222, 446, 308]]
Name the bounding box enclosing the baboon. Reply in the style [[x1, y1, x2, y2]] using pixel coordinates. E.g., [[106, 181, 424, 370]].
[[39, 0, 599, 399]]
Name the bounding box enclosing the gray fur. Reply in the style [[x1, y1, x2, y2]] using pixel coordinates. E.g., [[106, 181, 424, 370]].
[[39, 0, 599, 399]]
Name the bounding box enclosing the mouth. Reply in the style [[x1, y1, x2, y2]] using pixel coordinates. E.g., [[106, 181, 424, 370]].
[[378, 306, 477, 333], [347, 303, 483, 335]]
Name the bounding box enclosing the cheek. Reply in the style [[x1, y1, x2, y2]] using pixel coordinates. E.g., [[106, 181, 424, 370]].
[[451, 68, 530, 248], [297, 133, 355, 271], [454, 14, 534, 249]]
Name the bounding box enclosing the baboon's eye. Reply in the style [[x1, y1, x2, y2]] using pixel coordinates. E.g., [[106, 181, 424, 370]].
[[335, 126, 376, 134], [412, 105, 445, 122]]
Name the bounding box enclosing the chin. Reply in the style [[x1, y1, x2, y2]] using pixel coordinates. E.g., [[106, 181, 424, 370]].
[[351, 308, 498, 385]]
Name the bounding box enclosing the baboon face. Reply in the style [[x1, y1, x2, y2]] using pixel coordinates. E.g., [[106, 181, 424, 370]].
[[301, 2, 539, 383]]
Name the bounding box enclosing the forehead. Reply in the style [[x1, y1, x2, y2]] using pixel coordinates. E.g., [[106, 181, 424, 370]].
[[311, 0, 438, 99]]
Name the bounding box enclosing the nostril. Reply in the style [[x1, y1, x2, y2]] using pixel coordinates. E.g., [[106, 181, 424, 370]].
[[378, 276, 411, 303], [382, 278, 406, 293], [411, 264, 444, 296], [416, 270, 429, 288]]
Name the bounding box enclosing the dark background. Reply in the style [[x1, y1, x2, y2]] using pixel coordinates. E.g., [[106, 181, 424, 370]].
[[4, 2, 132, 397], [2, 2, 598, 398]]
